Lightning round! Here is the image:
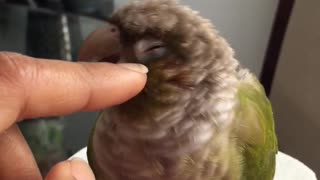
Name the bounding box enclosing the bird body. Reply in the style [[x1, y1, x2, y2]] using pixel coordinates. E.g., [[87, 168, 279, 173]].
[[79, 0, 278, 179]]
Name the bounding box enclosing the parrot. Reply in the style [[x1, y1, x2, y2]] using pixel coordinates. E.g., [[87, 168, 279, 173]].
[[78, 0, 278, 179]]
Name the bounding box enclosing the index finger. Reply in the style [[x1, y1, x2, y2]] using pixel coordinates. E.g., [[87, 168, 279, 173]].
[[0, 52, 147, 132]]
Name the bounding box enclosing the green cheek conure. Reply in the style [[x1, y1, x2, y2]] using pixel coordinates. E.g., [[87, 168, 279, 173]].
[[78, 0, 278, 179]]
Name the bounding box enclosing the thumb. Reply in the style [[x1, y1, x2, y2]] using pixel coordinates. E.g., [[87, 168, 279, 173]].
[[45, 158, 95, 180]]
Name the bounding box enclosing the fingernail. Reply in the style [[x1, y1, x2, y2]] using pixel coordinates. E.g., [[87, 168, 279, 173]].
[[118, 63, 149, 74]]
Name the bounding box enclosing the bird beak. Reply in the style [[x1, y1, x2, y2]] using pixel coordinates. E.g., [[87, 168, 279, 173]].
[[78, 22, 121, 63]]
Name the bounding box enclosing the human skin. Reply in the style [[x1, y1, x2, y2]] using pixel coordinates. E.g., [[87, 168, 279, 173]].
[[0, 52, 147, 180]]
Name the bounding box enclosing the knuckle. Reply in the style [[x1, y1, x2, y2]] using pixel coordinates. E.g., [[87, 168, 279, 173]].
[[0, 52, 22, 86], [0, 52, 37, 88]]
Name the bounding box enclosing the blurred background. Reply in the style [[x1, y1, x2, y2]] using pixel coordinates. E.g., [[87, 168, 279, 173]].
[[0, 0, 319, 177]]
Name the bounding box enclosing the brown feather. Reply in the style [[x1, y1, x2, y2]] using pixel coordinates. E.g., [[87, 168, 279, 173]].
[[90, 0, 242, 179]]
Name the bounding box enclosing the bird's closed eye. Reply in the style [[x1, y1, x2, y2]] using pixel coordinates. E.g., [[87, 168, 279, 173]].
[[134, 38, 169, 64]]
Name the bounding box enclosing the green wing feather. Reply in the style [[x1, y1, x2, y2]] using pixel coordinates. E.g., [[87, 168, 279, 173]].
[[235, 71, 278, 180]]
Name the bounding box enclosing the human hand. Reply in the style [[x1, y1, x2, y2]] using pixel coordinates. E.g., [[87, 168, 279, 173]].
[[0, 52, 147, 180]]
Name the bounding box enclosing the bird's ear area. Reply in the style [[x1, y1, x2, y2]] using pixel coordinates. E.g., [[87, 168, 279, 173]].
[[78, 22, 121, 63]]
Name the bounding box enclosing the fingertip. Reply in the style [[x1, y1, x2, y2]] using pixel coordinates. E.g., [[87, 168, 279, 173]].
[[46, 159, 95, 180], [69, 158, 95, 180], [118, 63, 149, 74], [46, 161, 73, 180], [78, 62, 148, 111]]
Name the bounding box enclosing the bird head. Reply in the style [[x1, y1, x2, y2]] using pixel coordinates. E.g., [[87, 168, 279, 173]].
[[78, 0, 238, 104]]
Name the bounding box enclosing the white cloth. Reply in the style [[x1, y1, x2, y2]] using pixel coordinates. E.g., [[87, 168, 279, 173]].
[[70, 147, 317, 180]]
